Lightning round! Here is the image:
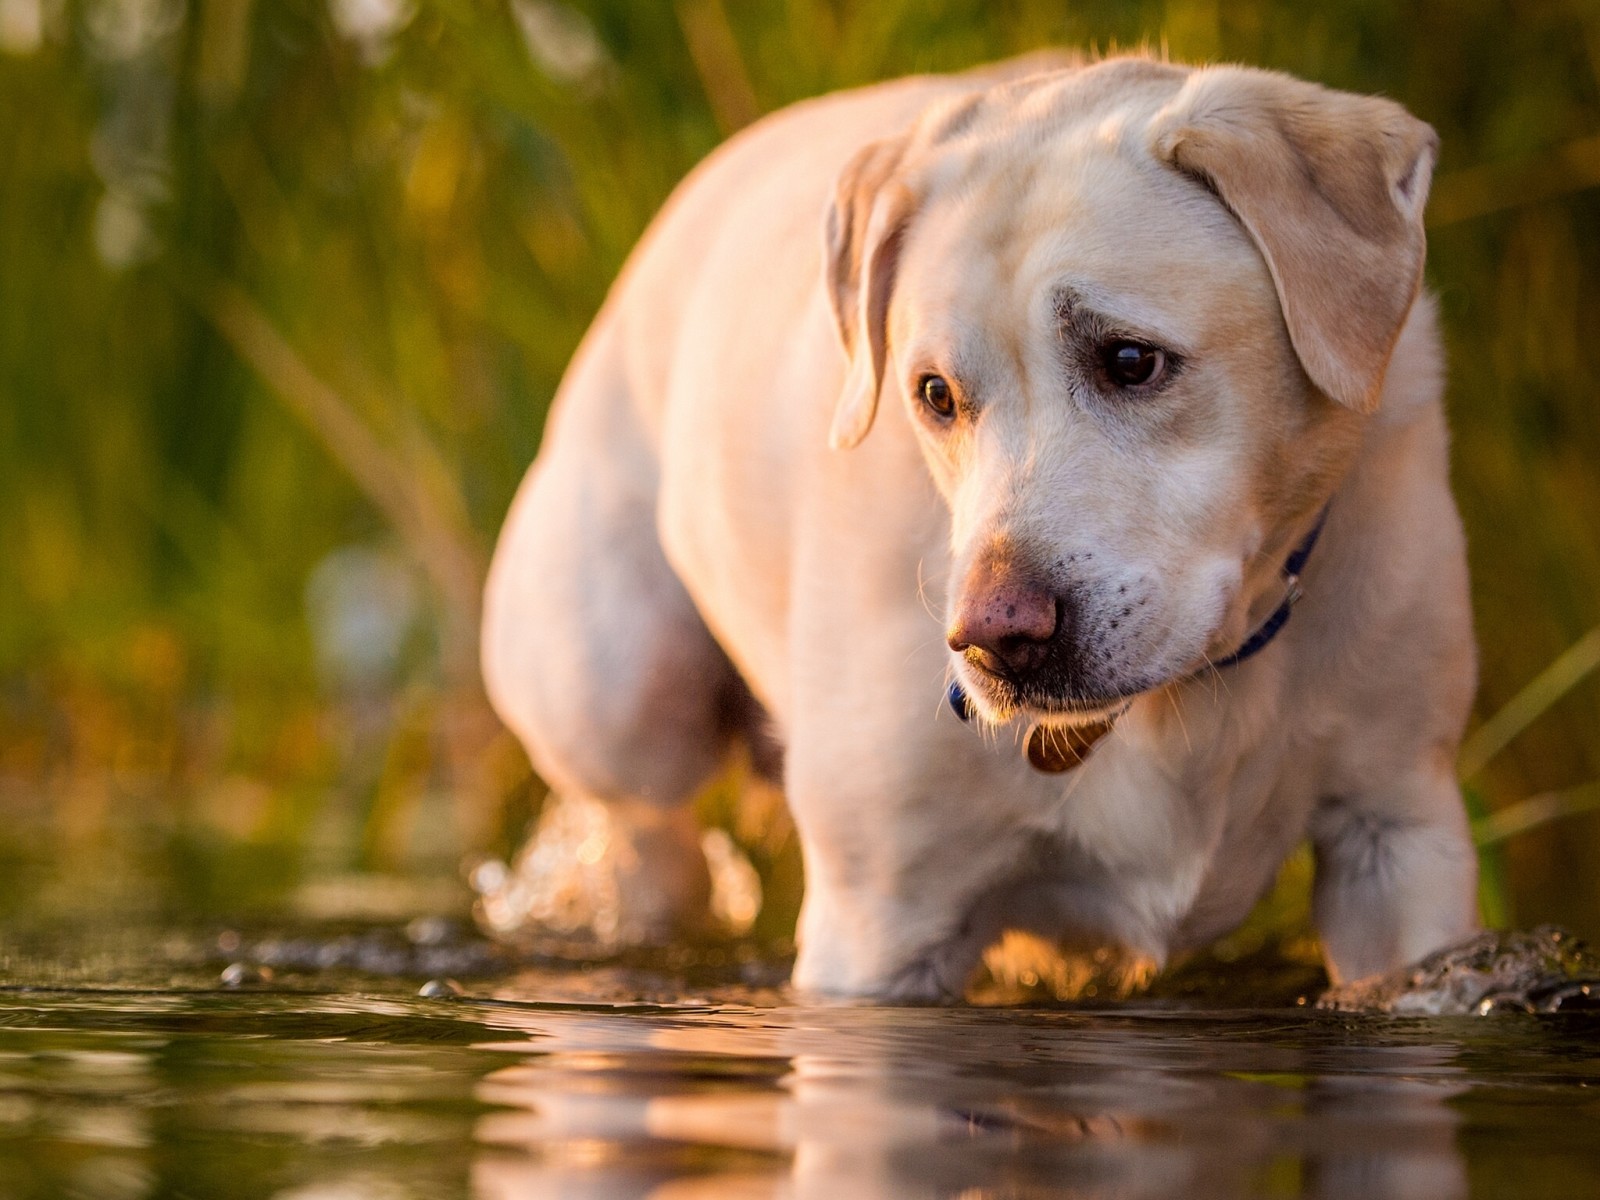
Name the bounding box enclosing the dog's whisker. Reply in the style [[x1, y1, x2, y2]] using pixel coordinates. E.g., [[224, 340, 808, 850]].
[[1198, 652, 1234, 706], [907, 633, 946, 670], [1165, 686, 1194, 755], [914, 557, 943, 624]]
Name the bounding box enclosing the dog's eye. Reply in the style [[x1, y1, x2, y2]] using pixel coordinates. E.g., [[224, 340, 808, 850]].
[[920, 374, 956, 420], [1101, 341, 1167, 388]]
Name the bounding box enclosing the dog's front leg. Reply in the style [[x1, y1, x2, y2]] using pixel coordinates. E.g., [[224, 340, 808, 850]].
[[790, 855, 1003, 1002], [792, 888, 979, 1003], [1308, 766, 1479, 985], [782, 729, 1034, 1002]]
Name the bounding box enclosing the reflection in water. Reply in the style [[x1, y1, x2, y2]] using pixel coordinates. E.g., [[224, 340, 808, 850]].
[[3, 980, 1599, 1199], [467, 1004, 1471, 1200], [0, 993, 494, 1198]]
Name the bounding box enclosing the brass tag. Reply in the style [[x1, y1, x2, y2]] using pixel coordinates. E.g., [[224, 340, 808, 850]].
[[1025, 719, 1114, 773]]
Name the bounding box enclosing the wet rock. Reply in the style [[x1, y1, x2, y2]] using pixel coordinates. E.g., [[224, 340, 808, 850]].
[[1317, 925, 1600, 1015]]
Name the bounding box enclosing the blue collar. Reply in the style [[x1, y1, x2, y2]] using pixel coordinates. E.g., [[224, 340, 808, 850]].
[[947, 508, 1329, 724], [1208, 507, 1327, 670]]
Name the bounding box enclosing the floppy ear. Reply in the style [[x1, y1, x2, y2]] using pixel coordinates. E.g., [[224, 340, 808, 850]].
[[1149, 68, 1437, 413], [823, 134, 915, 449]]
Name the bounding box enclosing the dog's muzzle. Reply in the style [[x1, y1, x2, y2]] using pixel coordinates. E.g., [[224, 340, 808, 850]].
[[947, 507, 1330, 775]]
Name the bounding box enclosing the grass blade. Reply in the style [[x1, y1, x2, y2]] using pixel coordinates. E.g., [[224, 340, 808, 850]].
[[1459, 625, 1600, 780], [1473, 779, 1600, 848]]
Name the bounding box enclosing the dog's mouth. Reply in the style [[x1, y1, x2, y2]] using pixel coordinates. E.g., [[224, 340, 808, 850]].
[[1024, 692, 1139, 725], [953, 659, 1152, 773], [956, 657, 1150, 728]]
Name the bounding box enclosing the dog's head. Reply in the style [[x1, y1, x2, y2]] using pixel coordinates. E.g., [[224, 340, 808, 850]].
[[822, 58, 1436, 727]]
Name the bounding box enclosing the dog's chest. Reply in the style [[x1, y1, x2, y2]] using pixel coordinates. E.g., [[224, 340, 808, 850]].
[[1014, 699, 1316, 954]]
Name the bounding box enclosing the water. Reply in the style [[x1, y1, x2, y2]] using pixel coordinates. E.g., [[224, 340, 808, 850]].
[[3, 929, 1600, 1199]]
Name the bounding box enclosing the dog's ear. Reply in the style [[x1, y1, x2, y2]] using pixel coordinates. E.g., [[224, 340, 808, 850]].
[[823, 134, 915, 449], [1149, 68, 1437, 413]]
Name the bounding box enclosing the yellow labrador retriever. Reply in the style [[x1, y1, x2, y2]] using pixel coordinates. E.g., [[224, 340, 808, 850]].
[[482, 54, 1479, 999]]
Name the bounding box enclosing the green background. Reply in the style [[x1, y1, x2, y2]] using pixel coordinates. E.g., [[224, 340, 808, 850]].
[[1, 0, 1597, 944]]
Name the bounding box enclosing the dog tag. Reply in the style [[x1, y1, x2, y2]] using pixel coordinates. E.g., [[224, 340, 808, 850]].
[[1025, 719, 1114, 773]]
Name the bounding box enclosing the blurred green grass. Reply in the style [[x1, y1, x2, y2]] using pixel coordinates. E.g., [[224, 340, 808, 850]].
[[1, 0, 1598, 939]]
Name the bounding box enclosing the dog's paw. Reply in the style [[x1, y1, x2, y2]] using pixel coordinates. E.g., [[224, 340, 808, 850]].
[[792, 930, 984, 1004], [473, 792, 744, 949], [1316, 925, 1600, 1015]]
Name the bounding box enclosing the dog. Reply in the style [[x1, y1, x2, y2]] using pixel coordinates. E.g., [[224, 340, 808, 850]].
[[481, 53, 1480, 1000]]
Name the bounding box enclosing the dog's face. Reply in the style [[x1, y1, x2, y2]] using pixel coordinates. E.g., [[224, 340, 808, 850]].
[[823, 59, 1436, 727]]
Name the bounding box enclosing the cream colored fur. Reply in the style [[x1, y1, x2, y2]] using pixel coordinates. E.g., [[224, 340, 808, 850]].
[[481, 55, 1479, 999]]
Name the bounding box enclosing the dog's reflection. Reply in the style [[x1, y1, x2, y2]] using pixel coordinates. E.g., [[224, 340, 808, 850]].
[[466, 1008, 1468, 1200]]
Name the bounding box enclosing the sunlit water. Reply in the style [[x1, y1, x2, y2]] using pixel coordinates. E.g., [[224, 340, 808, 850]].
[[3, 925, 1600, 1199]]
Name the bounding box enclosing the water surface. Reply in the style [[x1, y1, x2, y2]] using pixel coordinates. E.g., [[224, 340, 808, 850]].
[[2, 930, 1598, 1199]]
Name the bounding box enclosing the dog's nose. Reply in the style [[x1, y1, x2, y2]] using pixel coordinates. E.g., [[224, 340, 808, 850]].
[[947, 582, 1062, 680]]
